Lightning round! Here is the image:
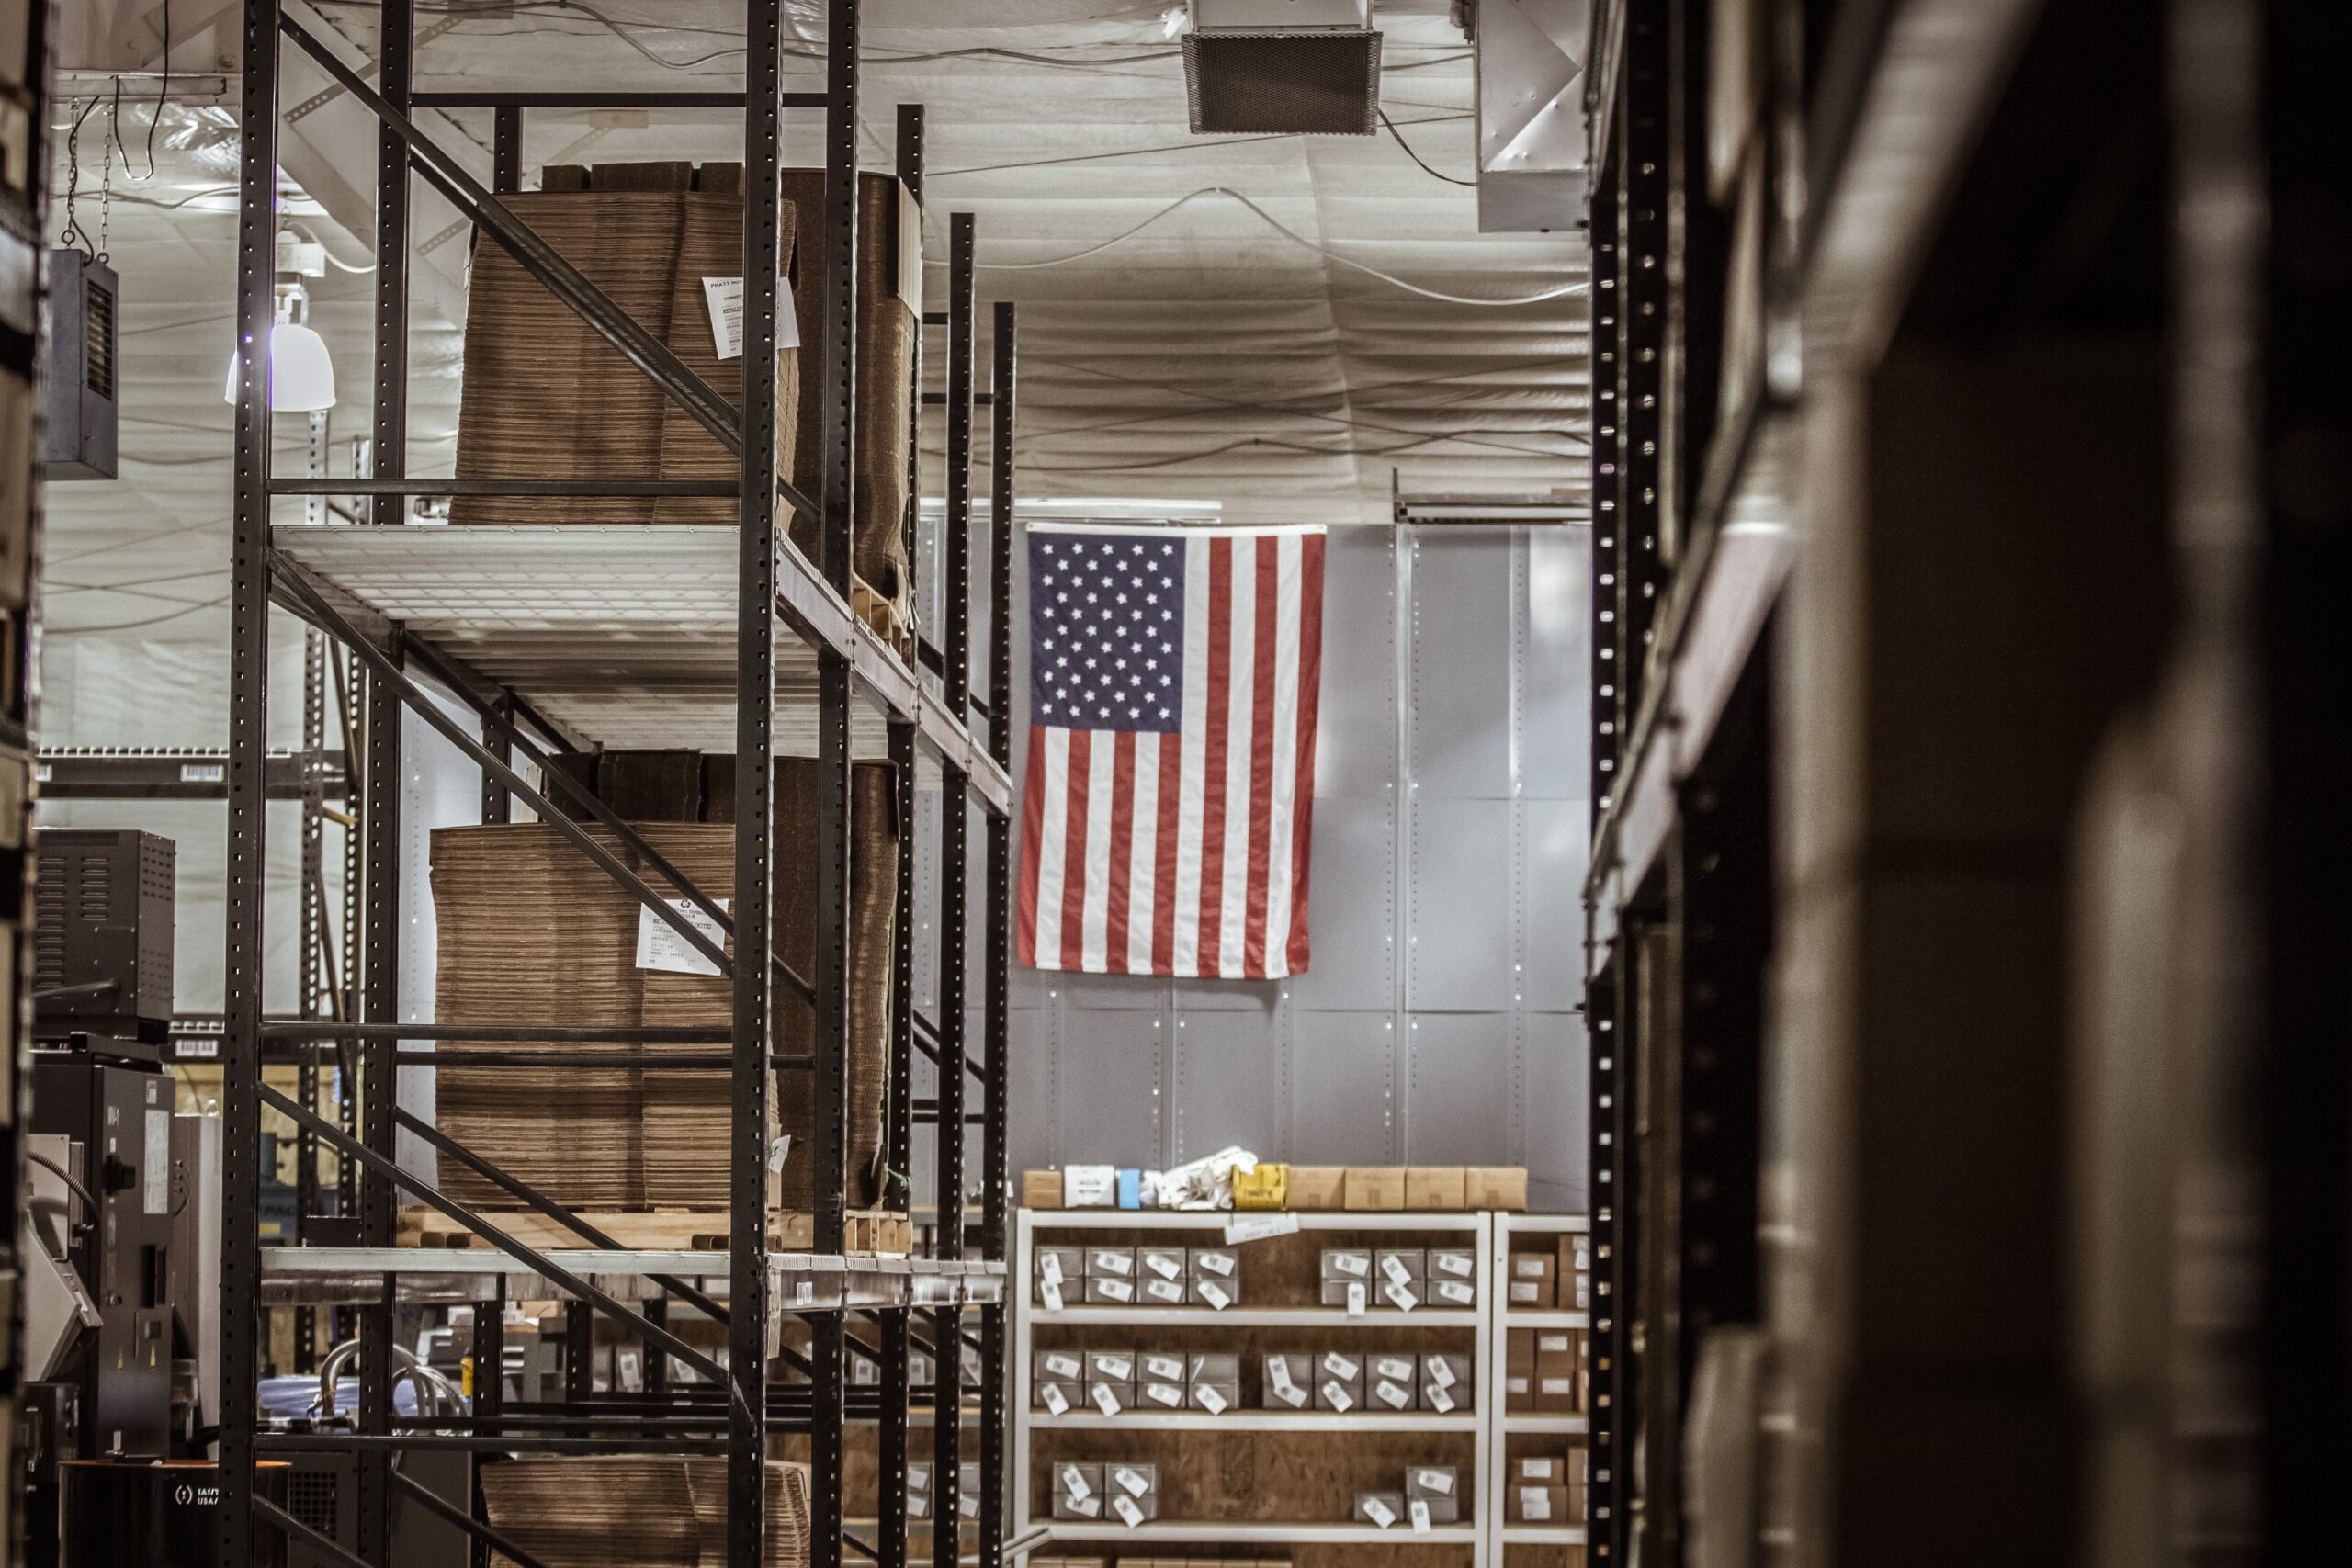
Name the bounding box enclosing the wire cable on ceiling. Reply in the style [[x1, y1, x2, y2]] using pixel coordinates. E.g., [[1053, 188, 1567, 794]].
[[939, 186, 1585, 307], [1380, 109, 1474, 186]]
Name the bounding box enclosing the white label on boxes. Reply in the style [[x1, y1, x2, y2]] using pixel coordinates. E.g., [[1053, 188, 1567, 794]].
[[1041, 1254, 1064, 1285], [1381, 1255, 1414, 1287], [1434, 1280, 1474, 1306], [1194, 1251, 1238, 1278], [1519, 1487, 1553, 1522], [1321, 1353, 1361, 1380], [1269, 1358, 1297, 1394], [1513, 1257, 1549, 1278], [1374, 1379, 1412, 1409], [1042, 1280, 1065, 1311], [1146, 1383, 1182, 1407], [1040, 1383, 1069, 1415], [1093, 1355, 1134, 1381], [1065, 1165, 1116, 1206], [1538, 1333, 1573, 1353], [1319, 1380, 1355, 1413], [1059, 1466, 1091, 1499], [1506, 1375, 1531, 1397], [1113, 1467, 1151, 1498], [1095, 1279, 1134, 1303], [1091, 1250, 1134, 1277], [1425, 1383, 1455, 1414], [1273, 1382, 1307, 1408], [1144, 1354, 1184, 1382], [1408, 1500, 1432, 1534], [1224, 1213, 1298, 1244], [1329, 1252, 1370, 1279], [1144, 1278, 1185, 1304], [1374, 1356, 1415, 1382], [636, 897, 729, 976], [1091, 1386, 1122, 1416], [1414, 1470, 1454, 1495], [1144, 1252, 1183, 1280], [1198, 1280, 1232, 1312], [1066, 1495, 1102, 1518], [1111, 1495, 1144, 1529], [1347, 1281, 1367, 1316], [1432, 1252, 1474, 1279], [1195, 1384, 1228, 1415], [1427, 1358, 1457, 1390], [1510, 1281, 1541, 1303], [1541, 1377, 1575, 1397], [1362, 1496, 1396, 1529], [959, 1495, 979, 1518], [1520, 1459, 1557, 1481], [1384, 1280, 1419, 1313], [699, 277, 801, 361], [1044, 1353, 1083, 1380]]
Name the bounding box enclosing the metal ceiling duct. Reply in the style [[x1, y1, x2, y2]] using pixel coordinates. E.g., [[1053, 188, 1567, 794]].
[[1182, 0, 1383, 136], [1474, 0, 1592, 231]]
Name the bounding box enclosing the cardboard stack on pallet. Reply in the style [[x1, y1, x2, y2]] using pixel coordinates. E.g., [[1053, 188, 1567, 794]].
[[429, 750, 899, 1222], [480, 1454, 812, 1568], [453, 161, 920, 649]]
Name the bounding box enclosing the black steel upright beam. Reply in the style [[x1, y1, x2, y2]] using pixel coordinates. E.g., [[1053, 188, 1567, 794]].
[[878, 96, 925, 1568], [932, 209, 978, 1568], [220, 5, 280, 1563], [1584, 958, 1625, 1563], [1589, 161, 1623, 823], [1616, 13, 1668, 749], [296, 629, 328, 1371], [492, 106, 522, 194], [735, 3, 790, 1565], [809, 6, 864, 1568], [978, 299, 1018, 1568]]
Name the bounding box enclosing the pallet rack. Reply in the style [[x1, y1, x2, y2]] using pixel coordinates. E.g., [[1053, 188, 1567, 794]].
[[217, 6, 1017, 1568]]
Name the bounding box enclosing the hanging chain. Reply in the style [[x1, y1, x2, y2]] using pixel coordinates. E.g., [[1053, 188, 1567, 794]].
[[57, 95, 99, 258], [96, 96, 118, 265]]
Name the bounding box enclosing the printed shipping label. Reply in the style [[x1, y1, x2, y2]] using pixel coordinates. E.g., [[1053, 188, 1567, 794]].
[[1111, 1495, 1144, 1529], [1425, 1383, 1455, 1413], [1320, 1380, 1355, 1413], [1321, 1352, 1361, 1380], [1194, 1250, 1238, 1277], [1059, 1466, 1091, 1500], [1198, 1280, 1232, 1311], [1381, 1255, 1413, 1286], [1409, 1500, 1432, 1535], [1041, 1280, 1064, 1311], [701, 276, 801, 361], [1091, 1385, 1122, 1416], [1194, 1384, 1228, 1415], [1384, 1280, 1419, 1313], [636, 898, 729, 976], [1114, 1468, 1151, 1498], [1144, 1278, 1185, 1303], [1415, 1470, 1454, 1495], [1374, 1380, 1412, 1409], [1040, 1383, 1069, 1415], [1330, 1252, 1370, 1279], [1347, 1280, 1367, 1316], [1362, 1497, 1396, 1529]]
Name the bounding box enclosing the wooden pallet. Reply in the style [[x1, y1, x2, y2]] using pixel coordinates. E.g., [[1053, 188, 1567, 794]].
[[396, 1206, 913, 1257]]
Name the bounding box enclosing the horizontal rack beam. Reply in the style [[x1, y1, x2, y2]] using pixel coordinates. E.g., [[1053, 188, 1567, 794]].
[[1037, 1522, 1479, 1545], [409, 91, 827, 110], [1023, 1211, 1491, 1232], [36, 747, 347, 800], [1024, 1308, 1479, 1327], [1026, 1413, 1479, 1433]]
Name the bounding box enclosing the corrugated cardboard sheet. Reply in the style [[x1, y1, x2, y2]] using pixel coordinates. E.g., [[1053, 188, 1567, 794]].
[[482, 1456, 811, 1568]]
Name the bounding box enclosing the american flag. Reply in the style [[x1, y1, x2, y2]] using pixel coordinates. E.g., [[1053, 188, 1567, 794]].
[[1017, 522, 1327, 979]]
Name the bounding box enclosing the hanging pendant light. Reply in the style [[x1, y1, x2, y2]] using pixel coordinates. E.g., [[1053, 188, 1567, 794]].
[[223, 279, 336, 412]]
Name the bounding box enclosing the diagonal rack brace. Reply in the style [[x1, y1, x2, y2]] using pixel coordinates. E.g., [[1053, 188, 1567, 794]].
[[258, 1084, 750, 1416]]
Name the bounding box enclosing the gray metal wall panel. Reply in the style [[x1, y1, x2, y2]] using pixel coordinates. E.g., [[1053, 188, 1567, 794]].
[[912, 784, 942, 1016], [1062, 973, 1177, 1011], [1054, 1005, 1166, 1164], [1291, 1010, 1397, 1162], [1172, 1007, 1291, 1164], [1288, 795, 1396, 1011], [1521, 796, 1589, 1011], [1006, 997, 1057, 1180], [1521, 1010, 1589, 1208], [1173, 979, 1282, 1013], [1405, 1011, 1516, 1164], [1408, 532, 1516, 801], [1316, 525, 1397, 799], [1522, 527, 1592, 800], [1408, 797, 1515, 1011]]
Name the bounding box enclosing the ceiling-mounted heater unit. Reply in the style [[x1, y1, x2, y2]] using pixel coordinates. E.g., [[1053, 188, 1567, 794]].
[[1182, 0, 1383, 136], [45, 250, 119, 480]]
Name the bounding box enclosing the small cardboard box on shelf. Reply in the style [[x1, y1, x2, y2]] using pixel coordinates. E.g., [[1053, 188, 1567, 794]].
[[1465, 1167, 1530, 1211], [1403, 1166, 1467, 1210], [1287, 1166, 1347, 1210], [1563, 1233, 1591, 1309], [1137, 1246, 1189, 1286], [1508, 1251, 1558, 1309], [1367, 1353, 1419, 1412], [1407, 1465, 1462, 1525], [1505, 1328, 1536, 1412], [1428, 1247, 1477, 1307], [1343, 1166, 1407, 1212], [1420, 1352, 1474, 1413], [1262, 1352, 1314, 1410], [1188, 1352, 1242, 1414], [1051, 1461, 1105, 1521], [1023, 1169, 1065, 1208], [1509, 1484, 1573, 1524], [1034, 1246, 1085, 1307], [1187, 1247, 1240, 1310], [1315, 1348, 1366, 1412], [1084, 1275, 1137, 1305], [1354, 1492, 1408, 1529], [1065, 1165, 1117, 1207]]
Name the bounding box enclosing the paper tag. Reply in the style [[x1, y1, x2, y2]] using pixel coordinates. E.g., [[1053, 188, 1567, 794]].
[[1114, 1467, 1150, 1498], [1374, 1379, 1412, 1409], [1111, 1495, 1144, 1529], [1195, 1383, 1227, 1414], [1362, 1497, 1396, 1529], [636, 898, 729, 976], [1144, 1354, 1184, 1382], [1091, 1385, 1121, 1416], [1095, 1278, 1134, 1302], [1198, 1280, 1231, 1312], [1268, 1359, 1297, 1395], [1426, 1383, 1455, 1413], [1144, 1278, 1185, 1303], [1374, 1356, 1416, 1382], [1194, 1251, 1237, 1278], [1322, 1352, 1361, 1380], [1273, 1381, 1307, 1407], [1510, 1281, 1541, 1303], [1384, 1280, 1419, 1313], [1428, 1358, 1457, 1390], [1041, 1280, 1065, 1312], [1059, 1466, 1091, 1500], [1414, 1469, 1454, 1495], [768, 1134, 792, 1173], [1331, 1253, 1370, 1280], [1041, 1254, 1064, 1285], [1319, 1380, 1354, 1413], [1092, 1251, 1134, 1277], [1065, 1495, 1102, 1518], [1409, 1500, 1432, 1534], [1521, 1459, 1556, 1481], [1044, 1353, 1082, 1379], [1520, 1488, 1552, 1522], [1435, 1280, 1474, 1305], [1145, 1252, 1183, 1280], [959, 1494, 979, 1518], [1381, 1255, 1413, 1287], [701, 276, 801, 361], [1347, 1281, 1367, 1316], [1433, 1252, 1474, 1279], [1041, 1383, 1069, 1415], [1224, 1213, 1299, 1244], [1094, 1354, 1134, 1381], [1147, 1383, 1182, 1407]]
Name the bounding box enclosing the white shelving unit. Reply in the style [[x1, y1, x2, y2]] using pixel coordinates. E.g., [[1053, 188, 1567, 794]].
[[1486, 1214, 1593, 1563], [1015, 1210, 1493, 1562]]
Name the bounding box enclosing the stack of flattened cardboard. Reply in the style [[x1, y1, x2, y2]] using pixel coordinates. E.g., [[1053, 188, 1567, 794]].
[[452, 161, 797, 530], [481, 1455, 812, 1568], [429, 752, 899, 1213]]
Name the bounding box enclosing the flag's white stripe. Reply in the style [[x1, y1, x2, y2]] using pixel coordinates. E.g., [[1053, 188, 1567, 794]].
[[1034, 726, 1069, 969], [1080, 730, 1114, 971], [1171, 540, 1213, 977], [1217, 538, 1257, 978], [1263, 534, 1301, 978], [1128, 730, 1160, 973]]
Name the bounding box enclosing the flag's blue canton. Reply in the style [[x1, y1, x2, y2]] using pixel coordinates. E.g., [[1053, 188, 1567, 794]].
[[1029, 533, 1186, 734]]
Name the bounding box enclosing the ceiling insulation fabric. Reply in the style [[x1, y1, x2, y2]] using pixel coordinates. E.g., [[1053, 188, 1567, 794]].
[[42, 0, 1589, 650]]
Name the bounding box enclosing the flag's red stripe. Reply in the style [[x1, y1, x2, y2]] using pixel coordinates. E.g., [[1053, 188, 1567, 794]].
[[1242, 536, 1280, 976], [1106, 730, 1136, 963], [1017, 723, 1048, 966], [1060, 728, 1092, 969], [1196, 538, 1234, 976], [1287, 534, 1325, 972], [1152, 720, 1182, 975]]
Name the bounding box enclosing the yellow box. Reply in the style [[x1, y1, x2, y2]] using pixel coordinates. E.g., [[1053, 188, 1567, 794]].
[[1233, 1163, 1288, 1210], [1286, 1166, 1347, 1211], [1342, 1166, 1406, 1212], [1404, 1166, 1466, 1210]]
